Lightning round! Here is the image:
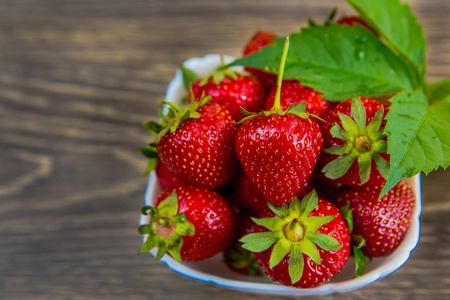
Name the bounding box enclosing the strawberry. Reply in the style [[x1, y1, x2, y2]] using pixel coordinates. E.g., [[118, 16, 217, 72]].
[[189, 67, 267, 122], [336, 16, 378, 36], [155, 159, 183, 190], [264, 79, 335, 117], [235, 37, 323, 207], [333, 181, 416, 258], [241, 191, 350, 288], [319, 96, 390, 188], [242, 31, 278, 89], [310, 169, 342, 201], [142, 96, 238, 189], [138, 183, 237, 262], [224, 212, 263, 276], [231, 165, 269, 215]]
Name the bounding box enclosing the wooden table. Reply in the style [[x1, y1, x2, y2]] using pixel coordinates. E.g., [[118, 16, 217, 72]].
[[1, 0, 449, 299]]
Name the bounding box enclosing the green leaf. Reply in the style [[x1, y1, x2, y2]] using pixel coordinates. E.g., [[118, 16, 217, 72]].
[[330, 124, 350, 141], [240, 231, 280, 253], [347, 0, 426, 78], [357, 155, 371, 185], [324, 145, 347, 156], [298, 238, 321, 265], [351, 96, 367, 131], [140, 146, 158, 158], [138, 224, 152, 235], [138, 238, 158, 255], [252, 217, 283, 232], [352, 235, 366, 249], [288, 244, 304, 284], [322, 153, 358, 179], [289, 102, 307, 114], [181, 66, 200, 90], [366, 106, 385, 135], [269, 239, 291, 269], [307, 232, 342, 251], [371, 151, 390, 179], [144, 157, 158, 176], [288, 196, 302, 216], [338, 113, 359, 136], [381, 91, 450, 197], [353, 246, 368, 278], [143, 121, 163, 134], [299, 190, 318, 220], [157, 192, 179, 216], [267, 202, 289, 218], [339, 202, 354, 234], [155, 244, 167, 261], [228, 23, 418, 101], [306, 215, 336, 232], [167, 243, 183, 264], [429, 79, 450, 102]]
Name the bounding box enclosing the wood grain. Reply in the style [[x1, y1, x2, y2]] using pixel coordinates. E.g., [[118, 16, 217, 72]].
[[0, 0, 449, 299]]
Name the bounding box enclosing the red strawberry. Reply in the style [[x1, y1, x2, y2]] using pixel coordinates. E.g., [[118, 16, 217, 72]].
[[243, 31, 277, 56], [155, 159, 183, 190], [319, 96, 390, 188], [139, 183, 237, 262], [236, 112, 322, 206], [242, 31, 278, 89], [337, 16, 378, 36], [241, 191, 350, 288], [142, 96, 238, 189], [231, 165, 269, 215], [224, 212, 263, 276], [333, 181, 416, 258], [311, 169, 342, 201], [236, 37, 323, 207], [264, 79, 335, 117], [189, 68, 267, 122]]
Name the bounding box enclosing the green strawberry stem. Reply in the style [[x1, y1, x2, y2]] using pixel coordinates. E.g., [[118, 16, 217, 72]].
[[235, 36, 311, 125], [270, 36, 290, 113]]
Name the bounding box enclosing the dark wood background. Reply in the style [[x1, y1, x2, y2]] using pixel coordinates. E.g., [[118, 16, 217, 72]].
[[1, 0, 449, 299]]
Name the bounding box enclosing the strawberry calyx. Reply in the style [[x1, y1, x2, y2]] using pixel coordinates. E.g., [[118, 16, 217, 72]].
[[224, 241, 264, 276], [339, 201, 369, 278], [140, 93, 211, 174], [322, 96, 390, 185], [240, 190, 341, 284], [201, 56, 250, 86], [138, 192, 195, 263]]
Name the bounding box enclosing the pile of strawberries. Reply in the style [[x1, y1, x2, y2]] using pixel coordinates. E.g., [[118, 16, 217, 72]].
[[139, 18, 416, 289]]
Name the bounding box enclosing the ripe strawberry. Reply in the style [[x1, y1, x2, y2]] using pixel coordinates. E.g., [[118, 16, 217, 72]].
[[319, 96, 390, 188], [264, 79, 335, 117], [310, 169, 342, 201], [236, 110, 322, 207], [155, 159, 183, 190], [138, 183, 237, 262], [242, 31, 278, 89], [337, 16, 378, 36], [236, 37, 323, 207], [333, 181, 416, 258], [142, 96, 238, 189], [231, 165, 269, 215], [224, 212, 263, 276], [189, 67, 267, 122], [241, 191, 350, 288]]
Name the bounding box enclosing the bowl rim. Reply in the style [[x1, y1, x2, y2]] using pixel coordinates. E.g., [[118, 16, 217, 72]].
[[139, 54, 423, 296]]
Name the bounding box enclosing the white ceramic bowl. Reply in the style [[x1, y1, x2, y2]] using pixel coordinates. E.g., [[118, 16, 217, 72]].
[[139, 54, 422, 296]]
